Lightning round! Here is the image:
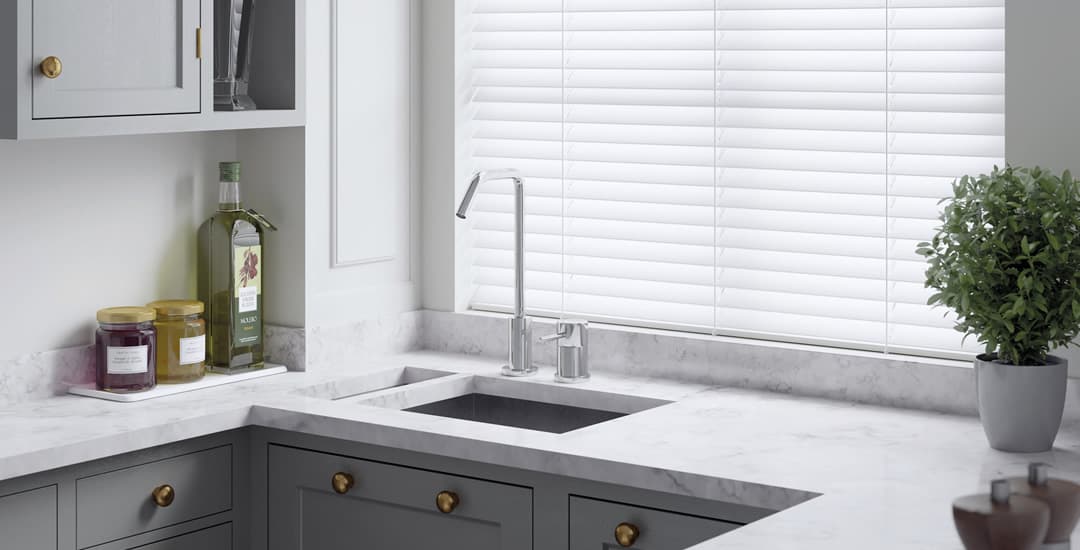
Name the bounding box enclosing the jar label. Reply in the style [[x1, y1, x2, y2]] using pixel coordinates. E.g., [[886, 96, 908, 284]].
[[179, 335, 206, 365], [107, 345, 149, 375], [234, 244, 262, 347]]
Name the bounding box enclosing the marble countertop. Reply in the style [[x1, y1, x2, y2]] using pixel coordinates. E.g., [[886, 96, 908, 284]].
[[5, 350, 1080, 550]]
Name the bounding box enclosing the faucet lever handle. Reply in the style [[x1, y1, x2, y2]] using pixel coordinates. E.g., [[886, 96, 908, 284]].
[[539, 329, 568, 343], [540, 319, 588, 346]]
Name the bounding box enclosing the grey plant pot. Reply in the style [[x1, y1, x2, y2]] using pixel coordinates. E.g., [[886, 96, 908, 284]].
[[975, 354, 1068, 453]]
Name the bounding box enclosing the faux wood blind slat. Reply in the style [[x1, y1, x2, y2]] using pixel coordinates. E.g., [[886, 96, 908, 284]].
[[464, 0, 1003, 356]]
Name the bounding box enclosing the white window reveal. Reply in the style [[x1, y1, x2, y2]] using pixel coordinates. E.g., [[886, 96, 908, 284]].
[[461, 0, 1004, 358]]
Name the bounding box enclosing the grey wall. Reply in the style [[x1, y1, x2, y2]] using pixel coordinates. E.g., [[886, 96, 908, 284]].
[[1005, 1, 1080, 373], [1005, 1, 1080, 174], [0, 133, 236, 360]]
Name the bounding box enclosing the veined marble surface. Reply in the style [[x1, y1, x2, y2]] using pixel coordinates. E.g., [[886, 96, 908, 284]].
[[0, 311, 423, 405], [424, 310, 1080, 420], [3, 350, 1080, 550]]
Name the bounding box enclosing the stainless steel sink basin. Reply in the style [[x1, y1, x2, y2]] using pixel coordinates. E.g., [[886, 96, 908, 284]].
[[405, 393, 627, 434], [357, 375, 672, 434]]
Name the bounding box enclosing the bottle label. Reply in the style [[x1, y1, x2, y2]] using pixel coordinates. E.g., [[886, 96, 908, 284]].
[[179, 335, 206, 365], [234, 244, 262, 347], [107, 345, 149, 375]]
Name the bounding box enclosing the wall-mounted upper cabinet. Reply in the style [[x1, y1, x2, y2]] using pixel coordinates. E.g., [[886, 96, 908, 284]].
[[32, 0, 202, 119], [1, 0, 305, 140]]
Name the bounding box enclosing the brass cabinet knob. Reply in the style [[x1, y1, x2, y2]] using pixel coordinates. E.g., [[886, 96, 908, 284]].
[[40, 56, 62, 79], [331, 472, 355, 494], [151, 484, 175, 507], [435, 490, 460, 514], [614, 522, 640, 547]]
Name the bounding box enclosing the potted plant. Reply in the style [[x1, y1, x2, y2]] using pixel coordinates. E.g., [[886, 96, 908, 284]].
[[918, 165, 1080, 452]]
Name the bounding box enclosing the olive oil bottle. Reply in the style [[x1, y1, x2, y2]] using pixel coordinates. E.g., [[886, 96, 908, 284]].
[[198, 162, 275, 373]]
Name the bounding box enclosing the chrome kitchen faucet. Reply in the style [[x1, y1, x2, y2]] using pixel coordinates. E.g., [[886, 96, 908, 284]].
[[456, 169, 538, 377]]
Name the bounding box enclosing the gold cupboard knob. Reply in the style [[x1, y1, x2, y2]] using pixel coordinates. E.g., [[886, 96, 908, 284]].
[[151, 484, 175, 507], [40, 56, 62, 79], [614, 522, 640, 547], [436, 490, 460, 514], [331, 472, 355, 494]]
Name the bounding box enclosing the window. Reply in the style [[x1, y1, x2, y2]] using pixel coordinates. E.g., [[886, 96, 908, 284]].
[[461, 0, 1004, 358]]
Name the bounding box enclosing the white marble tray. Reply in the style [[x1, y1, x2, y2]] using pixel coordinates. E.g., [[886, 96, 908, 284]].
[[68, 364, 288, 402]]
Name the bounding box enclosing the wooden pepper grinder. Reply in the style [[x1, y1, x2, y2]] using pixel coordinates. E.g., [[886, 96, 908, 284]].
[[1009, 463, 1080, 550], [953, 479, 1050, 550]]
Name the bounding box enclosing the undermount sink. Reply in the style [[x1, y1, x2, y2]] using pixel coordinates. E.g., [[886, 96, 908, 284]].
[[356, 374, 673, 434], [405, 393, 627, 434]]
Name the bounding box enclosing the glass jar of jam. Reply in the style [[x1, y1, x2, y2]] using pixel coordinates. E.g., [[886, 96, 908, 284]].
[[95, 307, 156, 393], [147, 300, 207, 383]]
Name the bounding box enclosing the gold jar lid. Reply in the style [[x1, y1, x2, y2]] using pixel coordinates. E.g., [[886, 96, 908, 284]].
[[97, 306, 156, 324], [146, 300, 204, 317]]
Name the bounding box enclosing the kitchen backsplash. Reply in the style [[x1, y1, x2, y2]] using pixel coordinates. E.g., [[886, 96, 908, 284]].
[[7, 309, 1080, 425], [421, 311, 1080, 423], [0, 312, 424, 407]]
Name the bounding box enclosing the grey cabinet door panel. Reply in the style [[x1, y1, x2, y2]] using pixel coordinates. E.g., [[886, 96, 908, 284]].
[[569, 496, 739, 550], [134, 523, 231, 550], [0, 485, 57, 550], [76, 445, 232, 548], [267, 445, 532, 550], [31, 0, 201, 119]]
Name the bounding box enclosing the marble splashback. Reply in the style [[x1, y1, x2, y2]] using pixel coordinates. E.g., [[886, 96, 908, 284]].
[[0, 345, 95, 407], [0, 311, 430, 406], [304, 310, 423, 370], [0, 325, 308, 407], [9, 307, 1080, 421], [421, 310, 1080, 420]]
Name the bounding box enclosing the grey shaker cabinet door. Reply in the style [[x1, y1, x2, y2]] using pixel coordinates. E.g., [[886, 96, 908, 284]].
[[267, 445, 533, 550], [132, 523, 231, 550], [568, 496, 739, 550], [76, 445, 232, 548], [32, 0, 201, 119], [0, 485, 57, 550]]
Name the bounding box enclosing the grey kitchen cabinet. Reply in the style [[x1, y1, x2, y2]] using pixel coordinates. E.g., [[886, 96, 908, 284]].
[[31, 0, 201, 119], [1, 0, 305, 139], [267, 444, 533, 550], [0, 485, 58, 550], [131, 523, 231, 550], [568, 496, 739, 550], [0, 432, 245, 550], [76, 445, 232, 548]]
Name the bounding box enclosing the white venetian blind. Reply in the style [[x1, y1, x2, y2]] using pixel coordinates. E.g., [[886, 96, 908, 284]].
[[462, 0, 1003, 357]]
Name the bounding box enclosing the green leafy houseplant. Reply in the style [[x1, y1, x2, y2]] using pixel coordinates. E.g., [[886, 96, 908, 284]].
[[917, 166, 1080, 366]]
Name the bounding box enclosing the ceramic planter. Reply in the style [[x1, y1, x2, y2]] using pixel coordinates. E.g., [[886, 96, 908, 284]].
[[975, 354, 1068, 453]]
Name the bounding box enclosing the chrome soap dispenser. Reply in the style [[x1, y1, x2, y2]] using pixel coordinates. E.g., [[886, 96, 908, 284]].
[[540, 319, 590, 383]]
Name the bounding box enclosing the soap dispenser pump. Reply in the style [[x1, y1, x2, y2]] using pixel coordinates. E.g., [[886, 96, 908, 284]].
[[1009, 463, 1080, 550], [953, 479, 1050, 550]]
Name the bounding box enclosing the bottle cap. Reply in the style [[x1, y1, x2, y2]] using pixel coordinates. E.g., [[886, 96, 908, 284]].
[[220, 161, 241, 182]]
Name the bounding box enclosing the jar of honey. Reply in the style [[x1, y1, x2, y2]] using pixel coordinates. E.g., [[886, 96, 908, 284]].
[[95, 307, 157, 392], [147, 300, 206, 383]]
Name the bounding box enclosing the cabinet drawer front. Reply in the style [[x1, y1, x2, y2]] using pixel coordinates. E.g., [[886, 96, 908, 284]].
[[76, 445, 232, 548], [569, 496, 740, 550], [32, 0, 201, 119], [138, 523, 231, 550], [0, 485, 57, 550], [268, 445, 532, 550]]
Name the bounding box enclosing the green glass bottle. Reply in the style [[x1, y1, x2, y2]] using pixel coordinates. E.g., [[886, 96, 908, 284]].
[[198, 162, 266, 373]]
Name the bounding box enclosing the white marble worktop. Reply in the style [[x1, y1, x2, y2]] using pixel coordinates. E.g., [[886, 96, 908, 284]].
[[5, 350, 1080, 550]]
